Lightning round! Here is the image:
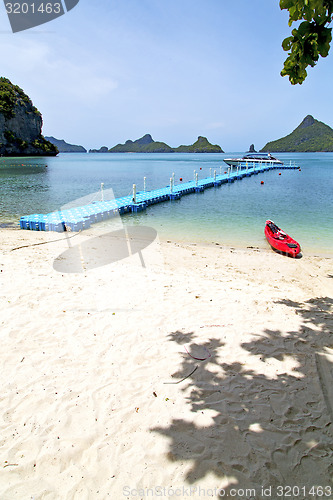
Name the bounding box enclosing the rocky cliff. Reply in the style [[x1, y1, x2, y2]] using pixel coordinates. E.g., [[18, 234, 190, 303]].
[[0, 77, 58, 156]]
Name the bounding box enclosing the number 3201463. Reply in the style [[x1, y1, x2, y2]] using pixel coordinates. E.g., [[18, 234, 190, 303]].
[[5, 3, 62, 14]]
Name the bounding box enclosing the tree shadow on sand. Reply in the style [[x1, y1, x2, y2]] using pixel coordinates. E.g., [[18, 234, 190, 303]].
[[153, 297, 333, 498]]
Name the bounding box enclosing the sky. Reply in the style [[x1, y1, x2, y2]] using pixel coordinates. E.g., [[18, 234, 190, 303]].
[[1, 0, 333, 151]]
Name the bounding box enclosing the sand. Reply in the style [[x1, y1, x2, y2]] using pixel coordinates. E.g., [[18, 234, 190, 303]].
[[0, 226, 332, 500]]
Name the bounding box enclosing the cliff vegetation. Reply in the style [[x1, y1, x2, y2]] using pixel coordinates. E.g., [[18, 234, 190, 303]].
[[0, 77, 58, 156]]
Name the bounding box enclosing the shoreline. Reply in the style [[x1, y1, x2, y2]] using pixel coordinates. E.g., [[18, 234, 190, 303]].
[[1, 228, 332, 498], [1, 225, 333, 259]]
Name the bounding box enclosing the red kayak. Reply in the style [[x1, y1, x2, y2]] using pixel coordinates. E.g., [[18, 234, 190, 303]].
[[265, 220, 301, 257]]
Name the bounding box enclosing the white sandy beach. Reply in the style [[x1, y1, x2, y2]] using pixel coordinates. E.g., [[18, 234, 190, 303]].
[[0, 227, 332, 500]]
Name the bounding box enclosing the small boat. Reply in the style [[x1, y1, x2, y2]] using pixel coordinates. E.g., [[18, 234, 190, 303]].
[[264, 220, 301, 257], [224, 152, 283, 168]]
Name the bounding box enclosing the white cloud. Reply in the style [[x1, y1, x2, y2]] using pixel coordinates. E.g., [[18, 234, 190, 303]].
[[1, 37, 118, 105]]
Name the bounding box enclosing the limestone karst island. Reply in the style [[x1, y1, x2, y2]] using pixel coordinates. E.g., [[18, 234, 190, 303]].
[[91, 134, 224, 153], [0, 77, 58, 157], [2, 78, 333, 155], [261, 115, 333, 152]]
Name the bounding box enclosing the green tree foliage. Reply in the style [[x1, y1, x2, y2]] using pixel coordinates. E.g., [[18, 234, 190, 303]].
[[0, 77, 41, 118], [280, 0, 333, 84], [32, 136, 58, 155]]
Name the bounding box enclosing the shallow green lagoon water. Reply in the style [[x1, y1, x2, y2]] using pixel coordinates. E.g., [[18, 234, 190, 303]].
[[0, 152, 332, 255]]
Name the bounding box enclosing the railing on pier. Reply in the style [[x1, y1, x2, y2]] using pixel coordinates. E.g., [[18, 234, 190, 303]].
[[19, 162, 299, 232]]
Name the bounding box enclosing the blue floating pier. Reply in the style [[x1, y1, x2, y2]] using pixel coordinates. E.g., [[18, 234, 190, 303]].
[[169, 192, 181, 200], [130, 202, 147, 213], [20, 161, 300, 232]]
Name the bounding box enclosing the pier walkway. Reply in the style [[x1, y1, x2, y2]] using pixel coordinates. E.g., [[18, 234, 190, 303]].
[[19, 162, 299, 232]]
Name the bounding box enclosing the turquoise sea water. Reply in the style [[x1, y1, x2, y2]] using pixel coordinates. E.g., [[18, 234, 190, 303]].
[[0, 152, 332, 255]]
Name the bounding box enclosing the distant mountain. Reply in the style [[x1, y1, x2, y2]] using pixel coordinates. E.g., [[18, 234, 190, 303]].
[[89, 146, 109, 153], [45, 136, 87, 153], [261, 115, 333, 152], [109, 134, 172, 153], [108, 134, 223, 153], [175, 136, 223, 153]]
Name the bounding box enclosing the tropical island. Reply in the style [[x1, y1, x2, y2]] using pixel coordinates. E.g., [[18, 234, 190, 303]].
[[261, 115, 333, 152], [91, 134, 224, 153], [174, 136, 224, 153], [0, 77, 58, 156], [2, 77, 333, 156], [89, 146, 109, 153]]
